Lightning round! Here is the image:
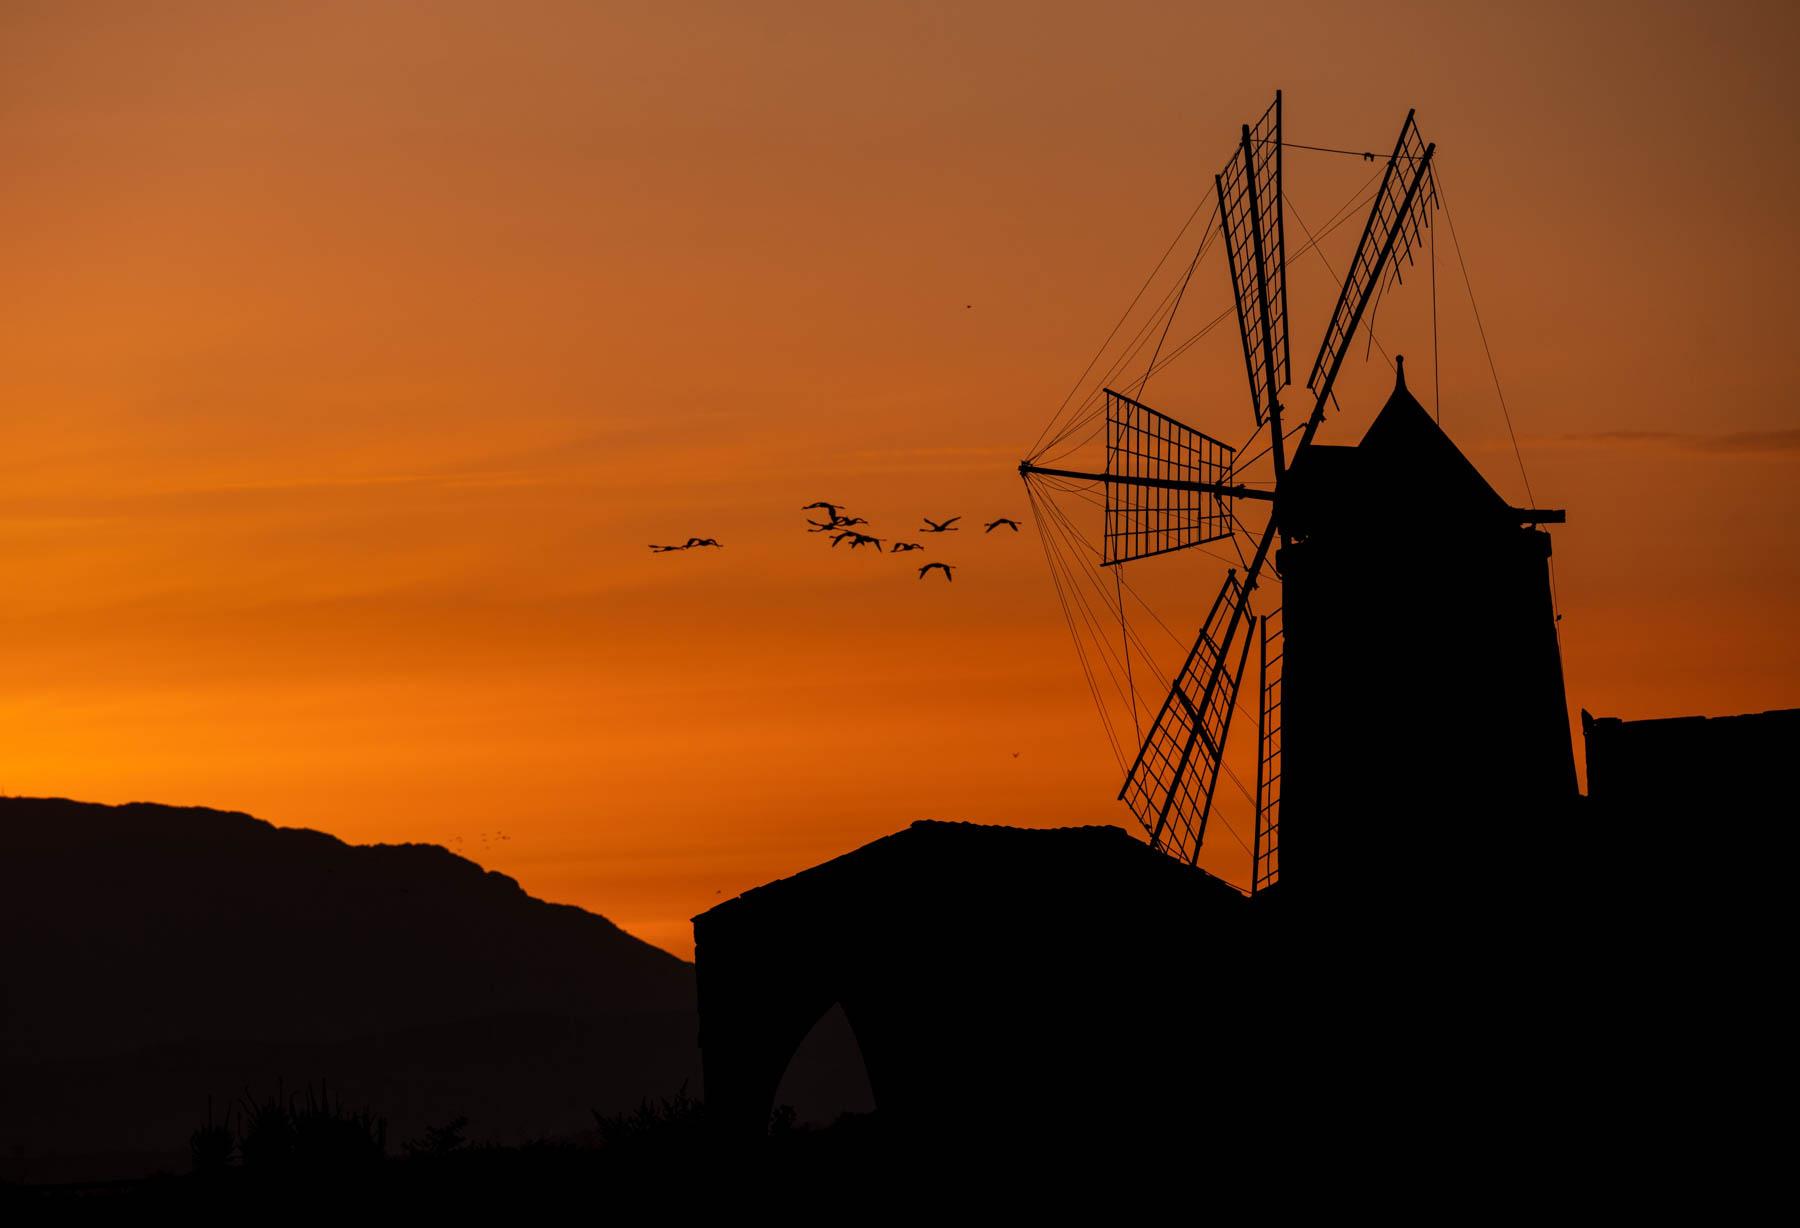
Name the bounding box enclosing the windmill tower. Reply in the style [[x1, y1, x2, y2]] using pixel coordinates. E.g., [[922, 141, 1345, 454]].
[[1020, 95, 1578, 906]]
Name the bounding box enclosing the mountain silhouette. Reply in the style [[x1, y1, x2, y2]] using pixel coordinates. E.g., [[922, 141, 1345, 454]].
[[0, 797, 706, 1182]]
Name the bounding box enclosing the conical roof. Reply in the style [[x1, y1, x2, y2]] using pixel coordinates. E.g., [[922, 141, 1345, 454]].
[[1277, 357, 1524, 541], [1357, 356, 1511, 527]]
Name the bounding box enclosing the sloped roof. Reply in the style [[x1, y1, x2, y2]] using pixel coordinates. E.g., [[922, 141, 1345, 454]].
[[694, 819, 1243, 929], [1280, 357, 1515, 539], [1357, 357, 1511, 525]]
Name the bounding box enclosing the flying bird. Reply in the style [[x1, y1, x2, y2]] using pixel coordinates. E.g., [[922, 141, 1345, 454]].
[[843, 532, 884, 550], [984, 518, 1021, 533], [805, 518, 840, 532], [649, 544, 686, 553], [919, 516, 961, 533], [802, 502, 843, 521], [833, 516, 869, 527], [890, 541, 924, 553], [918, 562, 955, 581], [685, 538, 723, 548]]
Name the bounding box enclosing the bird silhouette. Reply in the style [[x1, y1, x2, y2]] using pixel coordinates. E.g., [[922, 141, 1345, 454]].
[[802, 502, 843, 521], [649, 544, 686, 553], [833, 516, 869, 527], [918, 562, 955, 581], [685, 538, 723, 548], [890, 541, 924, 553], [984, 518, 1021, 533], [920, 516, 961, 533], [805, 518, 840, 532], [843, 532, 884, 550]]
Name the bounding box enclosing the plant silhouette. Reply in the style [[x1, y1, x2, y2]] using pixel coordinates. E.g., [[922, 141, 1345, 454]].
[[231, 1080, 388, 1174]]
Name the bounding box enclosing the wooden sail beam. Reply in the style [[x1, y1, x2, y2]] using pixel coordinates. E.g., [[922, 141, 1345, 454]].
[[1018, 461, 1275, 501], [1299, 126, 1437, 456], [1240, 116, 1286, 486]]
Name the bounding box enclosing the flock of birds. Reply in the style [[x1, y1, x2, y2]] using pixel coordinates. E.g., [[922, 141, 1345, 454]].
[[803, 501, 1019, 581], [647, 501, 1020, 581]]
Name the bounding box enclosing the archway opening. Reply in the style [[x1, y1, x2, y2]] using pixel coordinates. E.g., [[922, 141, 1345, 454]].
[[772, 1002, 875, 1126]]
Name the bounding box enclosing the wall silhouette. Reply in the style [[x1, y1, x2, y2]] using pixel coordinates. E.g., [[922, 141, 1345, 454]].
[[693, 821, 1247, 1160], [1584, 706, 1796, 825]]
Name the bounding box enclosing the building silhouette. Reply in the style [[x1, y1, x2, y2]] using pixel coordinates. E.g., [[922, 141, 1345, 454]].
[[694, 370, 1787, 1179]]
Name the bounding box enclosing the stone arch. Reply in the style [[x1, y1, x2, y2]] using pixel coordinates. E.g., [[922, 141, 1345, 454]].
[[770, 1000, 877, 1125]]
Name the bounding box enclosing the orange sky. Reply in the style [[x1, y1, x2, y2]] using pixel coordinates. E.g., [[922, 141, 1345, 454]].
[[4, 2, 1797, 956]]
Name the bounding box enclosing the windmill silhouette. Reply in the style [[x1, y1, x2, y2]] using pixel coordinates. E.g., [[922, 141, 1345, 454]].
[[693, 95, 1589, 1168], [1020, 94, 1504, 888]]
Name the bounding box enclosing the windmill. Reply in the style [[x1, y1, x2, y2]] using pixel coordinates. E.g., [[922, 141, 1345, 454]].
[[1019, 93, 1449, 892]]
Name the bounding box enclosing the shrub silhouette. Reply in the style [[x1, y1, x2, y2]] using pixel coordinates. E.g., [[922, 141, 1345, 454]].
[[403, 1115, 470, 1160], [592, 1080, 706, 1151], [591, 1084, 811, 1151], [189, 1095, 236, 1174], [232, 1080, 387, 1174]]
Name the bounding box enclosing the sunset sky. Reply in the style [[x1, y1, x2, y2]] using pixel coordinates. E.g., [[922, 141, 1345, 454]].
[[4, 1, 1796, 956]]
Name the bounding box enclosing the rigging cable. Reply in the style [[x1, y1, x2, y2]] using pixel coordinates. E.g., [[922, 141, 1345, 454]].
[[1036, 231, 1218, 464], [1029, 484, 1259, 862], [1271, 137, 1428, 163], [1134, 218, 1209, 404], [1034, 273, 1198, 461], [1027, 481, 1127, 772], [1118, 567, 1140, 743], [1037, 492, 1162, 708], [1285, 188, 1395, 373], [1436, 165, 1535, 509], [1438, 164, 1560, 643], [1431, 196, 1441, 423], [1035, 168, 1384, 469], [1029, 195, 1218, 460], [1032, 484, 1188, 748]]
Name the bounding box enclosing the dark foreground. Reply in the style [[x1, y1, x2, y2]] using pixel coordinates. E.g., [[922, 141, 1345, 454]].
[[2, 1109, 898, 1212], [0, 1111, 1215, 1214]]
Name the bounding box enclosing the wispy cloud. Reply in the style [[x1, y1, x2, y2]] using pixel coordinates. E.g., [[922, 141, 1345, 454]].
[[1523, 428, 1800, 457]]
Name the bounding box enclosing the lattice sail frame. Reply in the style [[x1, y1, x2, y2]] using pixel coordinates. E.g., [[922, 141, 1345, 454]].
[[1307, 111, 1437, 398], [1120, 571, 1254, 865], [1102, 389, 1235, 565], [1252, 609, 1283, 895], [1217, 93, 1289, 428]]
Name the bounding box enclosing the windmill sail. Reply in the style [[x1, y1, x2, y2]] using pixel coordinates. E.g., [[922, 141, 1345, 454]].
[[1120, 571, 1254, 865], [1217, 93, 1289, 429], [1102, 389, 1236, 565], [1306, 111, 1437, 405], [1253, 610, 1283, 894]]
